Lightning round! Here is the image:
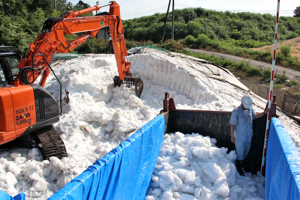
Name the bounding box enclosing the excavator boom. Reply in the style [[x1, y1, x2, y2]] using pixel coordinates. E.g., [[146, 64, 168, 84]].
[[18, 1, 135, 88]]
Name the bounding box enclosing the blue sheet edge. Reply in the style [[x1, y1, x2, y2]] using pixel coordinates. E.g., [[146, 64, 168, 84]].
[[265, 118, 300, 200], [48, 115, 165, 200]]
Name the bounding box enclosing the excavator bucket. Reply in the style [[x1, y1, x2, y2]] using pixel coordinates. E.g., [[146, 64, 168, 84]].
[[113, 75, 143, 98]]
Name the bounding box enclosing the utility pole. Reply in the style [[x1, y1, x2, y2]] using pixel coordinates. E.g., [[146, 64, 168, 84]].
[[172, 0, 174, 41], [96, 1, 99, 15], [161, 0, 175, 43], [161, 0, 172, 43]]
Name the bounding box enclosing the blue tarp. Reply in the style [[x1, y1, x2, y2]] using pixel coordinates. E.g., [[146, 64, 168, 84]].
[[265, 118, 300, 200], [0, 191, 25, 200], [49, 115, 165, 200]]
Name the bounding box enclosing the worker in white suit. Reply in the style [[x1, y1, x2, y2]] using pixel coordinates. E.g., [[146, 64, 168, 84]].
[[230, 94, 267, 176]]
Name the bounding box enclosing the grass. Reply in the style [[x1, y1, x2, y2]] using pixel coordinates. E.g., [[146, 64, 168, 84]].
[[183, 35, 300, 71], [174, 48, 300, 95]]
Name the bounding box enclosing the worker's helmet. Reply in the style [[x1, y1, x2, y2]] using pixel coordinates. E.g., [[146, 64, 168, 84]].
[[241, 94, 253, 109]]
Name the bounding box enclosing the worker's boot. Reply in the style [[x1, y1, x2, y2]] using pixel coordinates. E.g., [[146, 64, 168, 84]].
[[235, 160, 245, 176]]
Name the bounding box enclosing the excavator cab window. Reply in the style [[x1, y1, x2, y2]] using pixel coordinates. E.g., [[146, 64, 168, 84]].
[[0, 58, 8, 84], [0, 55, 20, 85], [0, 46, 22, 85]]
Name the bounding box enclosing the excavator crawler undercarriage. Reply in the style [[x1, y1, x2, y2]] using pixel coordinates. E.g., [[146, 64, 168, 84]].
[[0, 125, 67, 160], [37, 126, 67, 160]]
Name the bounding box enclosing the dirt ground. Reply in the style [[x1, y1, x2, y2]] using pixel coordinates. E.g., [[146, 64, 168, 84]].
[[251, 37, 300, 59]]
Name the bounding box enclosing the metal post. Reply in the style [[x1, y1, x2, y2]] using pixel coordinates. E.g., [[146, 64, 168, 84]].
[[261, 0, 281, 176], [171, 0, 175, 41], [161, 0, 172, 43], [96, 1, 99, 15]]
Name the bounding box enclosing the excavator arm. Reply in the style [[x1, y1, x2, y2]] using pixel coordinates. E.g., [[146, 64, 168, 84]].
[[0, 1, 143, 159], [17, 1, 141, 96]]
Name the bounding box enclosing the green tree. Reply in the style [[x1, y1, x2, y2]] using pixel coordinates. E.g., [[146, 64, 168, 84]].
[[294, 6, 300, 17], [0, 15, 29, 50], [72, 1, 92, 16], [147, 23, 164, 43], [74, 0, 90, 10], [66, 2, 74, 10], [174, 22, 188, 39], [29, 0, 53, 17], [27, 8, 46, 33], [182, 8, 197, 23], [56, 0, 68, 12], [0, 0, 31, 16], [187, 21, 201, 37]]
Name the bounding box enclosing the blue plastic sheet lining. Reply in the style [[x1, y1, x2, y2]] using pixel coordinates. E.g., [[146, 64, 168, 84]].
[[49, 115, 165, 200], [265, 118, 300, 200], [0, 191, 25, 200]]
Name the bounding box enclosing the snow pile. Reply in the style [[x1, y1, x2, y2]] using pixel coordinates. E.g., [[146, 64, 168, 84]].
[[146, 132, 265, 200], [129, 52, 247, 111], [278, 114, 300, 152], [0, 54, 158, 199], [0, 48, 298, 199]]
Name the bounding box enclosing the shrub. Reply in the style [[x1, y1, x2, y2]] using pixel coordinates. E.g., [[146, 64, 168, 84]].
[[262, 67, 271, 79], [280, 45, 291, 57], [287, 32, 298, 39], [211, 41, 220, 50], [196, 34, 210, 48], [184, 35, 196, 47], [159, 39, 183, 51], [275, 70, 288, 84], [187, 21, 202, 37], [235, 60, 248, 71], [247, 67, 261, 76], [286, 80, 297, 87], [275, 53, 285, 63], [231, 30, 242, 40]]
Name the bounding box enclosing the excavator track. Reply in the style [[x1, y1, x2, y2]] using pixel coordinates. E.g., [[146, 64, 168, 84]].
[[0, 126, 67, 160], [36, 126, 67, 160]]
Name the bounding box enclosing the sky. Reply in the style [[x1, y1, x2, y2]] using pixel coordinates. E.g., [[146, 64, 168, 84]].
[[68, 0, 300, 20]]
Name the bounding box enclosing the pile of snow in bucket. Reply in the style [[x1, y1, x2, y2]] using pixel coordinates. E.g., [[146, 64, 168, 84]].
[[0, 48, 299, 199]]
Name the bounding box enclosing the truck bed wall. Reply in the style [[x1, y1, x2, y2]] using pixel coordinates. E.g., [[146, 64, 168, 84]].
[[165, 110, 267, 174]]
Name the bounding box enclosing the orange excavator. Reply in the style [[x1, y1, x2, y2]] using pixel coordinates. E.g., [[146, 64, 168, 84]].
[[0, 1, 143, 159]]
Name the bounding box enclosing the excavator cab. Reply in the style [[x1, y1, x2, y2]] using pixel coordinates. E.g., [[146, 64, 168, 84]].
[[0, 46, 67, 159], [0, 46, 21, 85]]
